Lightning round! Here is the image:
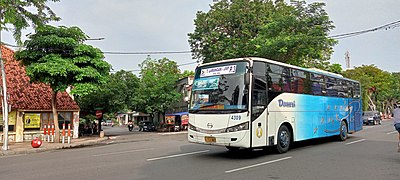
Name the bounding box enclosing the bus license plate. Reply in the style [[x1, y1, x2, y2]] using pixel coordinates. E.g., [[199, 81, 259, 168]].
[[205, 136, 216, 143]]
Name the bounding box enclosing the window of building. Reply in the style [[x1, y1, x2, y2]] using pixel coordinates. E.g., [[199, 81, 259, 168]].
[[58, 112, 73, 129], [40, 112, 73, 130]]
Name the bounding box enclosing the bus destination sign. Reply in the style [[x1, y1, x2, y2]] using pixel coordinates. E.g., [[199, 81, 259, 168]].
[[200, 65, 236, 77]]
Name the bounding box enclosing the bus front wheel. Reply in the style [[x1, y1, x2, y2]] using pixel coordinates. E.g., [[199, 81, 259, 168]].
[[277, 125, 291, 154], [339, 121, 348, 141]]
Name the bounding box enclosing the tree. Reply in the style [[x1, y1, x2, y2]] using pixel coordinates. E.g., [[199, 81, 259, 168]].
[[342, 65, 394, 113], [0, 0, 60, 44], [134, 57, 181, 122], [0, 0, 60, 149], [15, 25, 111, 142], [188, 0, 336, 69], [327, 63, 343, 74], [77, 70, 139, 114], [254, 1, 337, 68], [179, 70, 195, 79]]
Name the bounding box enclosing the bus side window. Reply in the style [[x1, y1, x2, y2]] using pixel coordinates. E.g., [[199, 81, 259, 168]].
[[347, 81, 354, 98], [282, 76, 292, 92], [326, 77, 337, 97], [253, 62, 266, 75], [312, 82, 323, 95], [337, 80, 348, 97], [353, 83, 361, 98], [252, 76, 267, 121], [269, 73, 283, 92]]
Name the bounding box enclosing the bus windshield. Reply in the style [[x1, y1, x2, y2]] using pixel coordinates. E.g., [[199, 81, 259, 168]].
[[189, 61, 249, 113]]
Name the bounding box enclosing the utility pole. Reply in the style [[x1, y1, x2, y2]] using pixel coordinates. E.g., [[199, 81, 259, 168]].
[[0, 30, 10, 151], [345, 51, 350, 69]]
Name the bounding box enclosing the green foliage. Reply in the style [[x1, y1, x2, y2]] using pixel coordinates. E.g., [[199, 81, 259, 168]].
[[342, 65, 397, 111], [254, 1, 337, 68], [179, 70, 195, 79], [15, 25, 111, 96], [188, 0, 336, 69], [391, 73, 400, 101], [134, 57, 182, 116], [76, 70, 140, 114], [0, 0, 61, 44], [327, 64, 343, 74]]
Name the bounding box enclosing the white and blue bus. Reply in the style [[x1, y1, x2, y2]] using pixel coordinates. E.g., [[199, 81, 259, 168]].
[[188, 57, 362, 153]]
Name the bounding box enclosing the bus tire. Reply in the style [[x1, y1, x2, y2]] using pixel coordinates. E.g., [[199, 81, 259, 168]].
[[277, 125, 291, 154], [339, 121, 348, 141]]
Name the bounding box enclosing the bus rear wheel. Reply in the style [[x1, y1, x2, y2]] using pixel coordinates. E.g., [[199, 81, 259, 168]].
[[277, 125, 291, 154], [339, 121, 348, 141]]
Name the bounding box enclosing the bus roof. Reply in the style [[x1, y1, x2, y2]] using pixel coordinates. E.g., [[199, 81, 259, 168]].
[[197, 57, 359, 83]]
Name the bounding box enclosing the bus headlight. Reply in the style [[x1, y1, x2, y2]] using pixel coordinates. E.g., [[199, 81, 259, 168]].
[[226, 122, 249, 133], [189, 123, 197, 131]]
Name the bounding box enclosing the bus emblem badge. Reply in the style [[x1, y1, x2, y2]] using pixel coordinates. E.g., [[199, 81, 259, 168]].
[[207, 123, 213, 129], [256, 127, 263, 138]]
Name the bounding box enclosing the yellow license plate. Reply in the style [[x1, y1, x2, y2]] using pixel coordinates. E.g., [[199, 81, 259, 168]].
[[205, 136, 216, 143]]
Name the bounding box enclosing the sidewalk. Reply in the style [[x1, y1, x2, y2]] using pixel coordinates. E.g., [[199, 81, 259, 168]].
[[0, 136, 108, 156]]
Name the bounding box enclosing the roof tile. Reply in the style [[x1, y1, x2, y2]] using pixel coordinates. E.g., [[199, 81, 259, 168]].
[[0, 46, 80, 111]]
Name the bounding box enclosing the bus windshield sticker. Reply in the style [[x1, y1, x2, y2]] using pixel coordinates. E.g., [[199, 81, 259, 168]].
[[200, 65, 236, 77], [192, 77, 219, 91], [196, 94, 209, 104]]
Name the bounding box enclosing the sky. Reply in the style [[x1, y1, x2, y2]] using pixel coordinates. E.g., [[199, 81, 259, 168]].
[[2, 0, 400, 73]]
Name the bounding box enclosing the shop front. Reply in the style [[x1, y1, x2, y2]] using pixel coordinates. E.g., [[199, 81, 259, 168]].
[[1, 110, 80, 142], [164, 112, 189, 131]]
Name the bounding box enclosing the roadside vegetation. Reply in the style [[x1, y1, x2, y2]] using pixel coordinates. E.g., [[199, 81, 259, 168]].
[[1, 0, 398, 126]]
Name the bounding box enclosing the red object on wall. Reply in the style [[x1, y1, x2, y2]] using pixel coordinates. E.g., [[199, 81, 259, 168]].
[[31, 137, 42, 148]]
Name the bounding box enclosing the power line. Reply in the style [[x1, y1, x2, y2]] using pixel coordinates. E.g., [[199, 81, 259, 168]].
[[103, 51, 191, 55], [329, 20, 400, 39], [110, 61, 198, 73], [3, 19, 400, 54]]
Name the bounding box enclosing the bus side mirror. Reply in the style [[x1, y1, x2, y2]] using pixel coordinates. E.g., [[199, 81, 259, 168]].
[[244, 73, 250, 85]]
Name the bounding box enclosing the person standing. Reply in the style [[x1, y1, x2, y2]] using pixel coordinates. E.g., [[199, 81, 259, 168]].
[[393, 104, 400, 152]]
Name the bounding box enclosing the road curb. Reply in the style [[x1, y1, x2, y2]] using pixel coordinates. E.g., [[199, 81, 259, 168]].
[[0, 137, 108, 157]]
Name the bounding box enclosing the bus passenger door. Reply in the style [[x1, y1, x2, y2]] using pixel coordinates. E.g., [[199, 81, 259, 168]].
[[251, 109, 268, 147], [251, 75, 268, 148]]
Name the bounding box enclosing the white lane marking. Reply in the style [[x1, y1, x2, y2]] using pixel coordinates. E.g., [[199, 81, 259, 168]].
[[386, 131, 397, 135], [147, 150, 210, 161], [362, 126, 375, 129], [158, 131, 188, 135], [92, 148, 154, 157], [346, 139, 366, 145], [225, 157, 292, 173]]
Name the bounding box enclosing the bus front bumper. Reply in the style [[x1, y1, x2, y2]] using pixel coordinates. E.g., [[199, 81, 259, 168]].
[[188, 130, 250, 148]]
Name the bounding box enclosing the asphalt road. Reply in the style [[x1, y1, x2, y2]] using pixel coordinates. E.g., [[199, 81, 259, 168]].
[[0, 120, 399, 180]]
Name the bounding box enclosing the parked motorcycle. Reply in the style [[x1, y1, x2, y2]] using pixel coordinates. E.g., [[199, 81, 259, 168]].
[[128, 123, 134, 131]]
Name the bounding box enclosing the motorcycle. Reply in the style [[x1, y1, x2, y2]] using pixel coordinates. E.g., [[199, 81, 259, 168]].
[[128, 123, 134, 131]]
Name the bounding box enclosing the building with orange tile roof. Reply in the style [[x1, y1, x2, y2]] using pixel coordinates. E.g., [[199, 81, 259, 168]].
[[0, 46, 80, 143]]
